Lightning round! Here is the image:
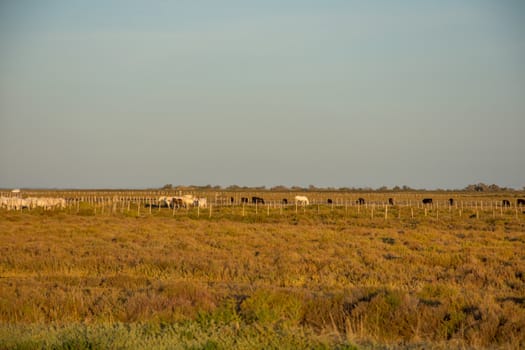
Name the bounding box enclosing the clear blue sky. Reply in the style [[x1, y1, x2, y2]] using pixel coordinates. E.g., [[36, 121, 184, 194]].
[[1, 1, 524, 189]]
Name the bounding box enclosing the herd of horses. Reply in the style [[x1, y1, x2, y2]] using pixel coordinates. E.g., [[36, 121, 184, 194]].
[[231, 196, 525, 207], [2, 191, 524, 212], [177, 196, 525, 208], [421, 198, 525, 207], [149, 195, 208, 209]]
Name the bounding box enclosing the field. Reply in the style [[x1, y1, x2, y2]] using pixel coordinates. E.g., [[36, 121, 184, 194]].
[[1, 190, 525, 349]]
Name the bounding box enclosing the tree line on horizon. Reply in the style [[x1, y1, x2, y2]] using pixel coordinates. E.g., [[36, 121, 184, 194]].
[[161, 183, 522, 192]]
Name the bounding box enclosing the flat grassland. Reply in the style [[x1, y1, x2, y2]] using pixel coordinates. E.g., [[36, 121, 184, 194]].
[[1, 191, 524, 349]]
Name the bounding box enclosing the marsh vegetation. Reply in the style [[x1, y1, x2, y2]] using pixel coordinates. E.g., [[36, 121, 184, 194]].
[[0, 191, 524, 349]]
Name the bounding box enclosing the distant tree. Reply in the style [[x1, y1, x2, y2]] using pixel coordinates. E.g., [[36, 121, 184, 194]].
[[463, 183, 507, 192], [464, 184, 478, 191], [271, 185, 289, 191], [488, 184, 499, 191], [161, 184, 173, 190]]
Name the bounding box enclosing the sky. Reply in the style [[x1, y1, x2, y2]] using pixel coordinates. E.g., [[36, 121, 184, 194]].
[[0, 0, 524, 189]]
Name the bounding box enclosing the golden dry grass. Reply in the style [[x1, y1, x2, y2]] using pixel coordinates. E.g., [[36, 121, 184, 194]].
[[0, 195, 524, 349]]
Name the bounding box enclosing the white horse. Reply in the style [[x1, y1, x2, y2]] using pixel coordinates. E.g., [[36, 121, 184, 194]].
[[295, 195, 309, 205], [179, 195, 195, 208], [193, 198, 207, 208], [158, 196, 174, 208]]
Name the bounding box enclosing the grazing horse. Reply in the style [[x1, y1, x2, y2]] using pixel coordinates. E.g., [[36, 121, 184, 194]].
[[169, 195, 195, 208], [158, 196, 174, 208], [327, 199, 333, 204], [282, 198, 288, 204], [356, 198, 365, 205], [181, 195, 196, 208], [241, 197, 249, 204], [388, 198, 394, 205], [517, 198, 525, 206], [422, 198, 433, 205], [194, 198, 208, 208], [295, 195, 309, 205], [448, 198, 454, 206], [252, 196, 265, 204], [502, 199, 511, 207]]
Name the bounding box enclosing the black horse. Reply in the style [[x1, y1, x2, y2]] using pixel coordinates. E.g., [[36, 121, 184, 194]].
[[422, 198, 433, 205], [252, 196, 265, 204]]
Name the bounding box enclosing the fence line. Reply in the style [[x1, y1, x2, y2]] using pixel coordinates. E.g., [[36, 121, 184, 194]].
[[1, 191, 524, 221], [2, 197, 524, 222]]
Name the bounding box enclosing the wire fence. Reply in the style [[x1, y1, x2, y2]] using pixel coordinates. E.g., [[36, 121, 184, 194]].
[[1, 190, 524, 221]]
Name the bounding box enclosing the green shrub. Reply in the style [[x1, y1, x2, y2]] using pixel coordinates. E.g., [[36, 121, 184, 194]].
[[240, 290, 304, 326]]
